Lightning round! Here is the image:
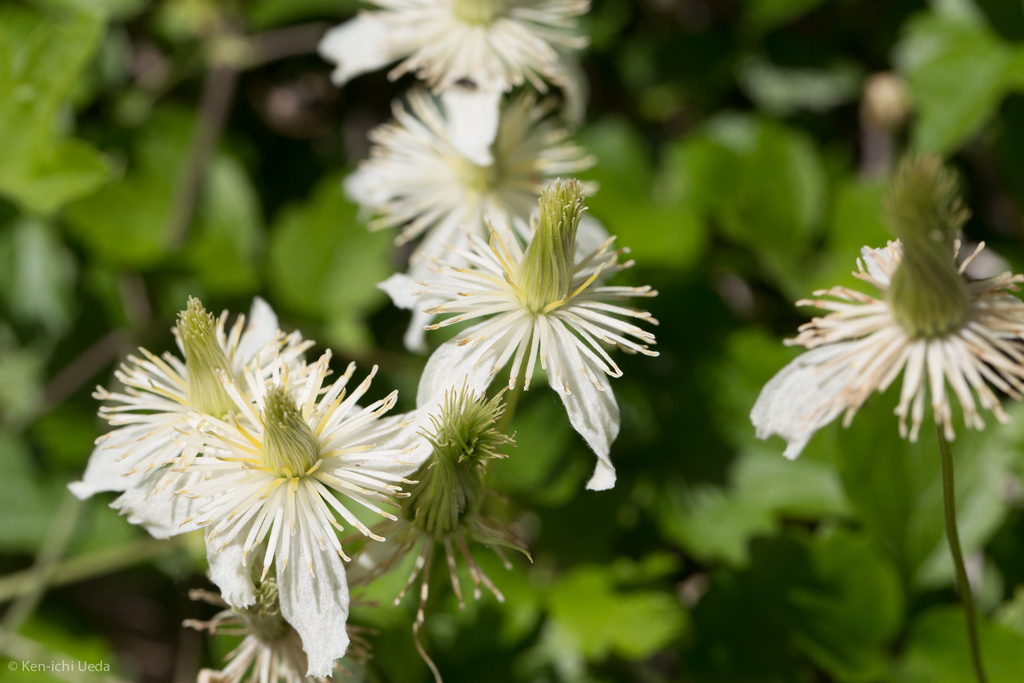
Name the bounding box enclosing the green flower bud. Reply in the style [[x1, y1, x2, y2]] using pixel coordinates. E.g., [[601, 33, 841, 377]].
[[177, 297, 235, 417], [451, 0, 504, 25], [885, 156, 971, 339], [402, 389, 513, 537], [263, 385, 320, 478], [515, 178, 587, 313]]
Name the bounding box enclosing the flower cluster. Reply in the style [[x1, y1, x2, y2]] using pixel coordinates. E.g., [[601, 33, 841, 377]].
[[72, 0, 665, 678]]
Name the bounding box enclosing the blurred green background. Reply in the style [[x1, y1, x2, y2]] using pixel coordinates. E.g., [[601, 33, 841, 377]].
[[5, 0, 1024, 681]]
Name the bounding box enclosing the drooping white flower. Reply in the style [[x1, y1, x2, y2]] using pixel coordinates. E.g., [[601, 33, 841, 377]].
[[346, 88, 595, 350], [752, 158, 1024, 458], [69, 297, 310, 505], [415, 179, 658, 490], [118, 352, 418, 677], [317, 0, 589, 96], [185, 585, 374, 683], [751, 240, 1024, 458]]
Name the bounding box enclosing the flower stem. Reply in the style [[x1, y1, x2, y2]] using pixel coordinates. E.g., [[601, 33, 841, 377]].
[[937, 426, 987, 683]]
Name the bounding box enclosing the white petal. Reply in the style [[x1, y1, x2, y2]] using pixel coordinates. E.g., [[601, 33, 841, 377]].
[[576, 215, 610, 262], [415, 321, 499, 409], [377, 272, 421, 311], [235, 296, 279, 366], [110, 471, 204, 539], [750, 343, 857, 459], [318, 15, 396, 86], [548, 342, 620, 491], [277, 530, 350, 678], [441, 85, 502, 166], [860, 244, 899, 287], [68, 433, 170, 499], [207, 531, 257, 609]]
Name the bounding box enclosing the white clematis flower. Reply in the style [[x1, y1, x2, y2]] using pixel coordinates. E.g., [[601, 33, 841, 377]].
[[317, 0, 589, 95], [117, 352, 419, 677], [346, 88, 595, 350], [415, 179, 658, 490], [752, 158, 1024, 459], [69, 297, 310, 505], [751, 240, 1024, 458]]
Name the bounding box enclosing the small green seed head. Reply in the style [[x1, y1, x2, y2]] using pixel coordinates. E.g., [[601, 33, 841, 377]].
[[885, 156, 972, 339], [177, 297, 235, 417], [451, 0, 504, 25], [402, 388, 513, 537], [515, 178, 587, 313], [262, 385, 320, 478]]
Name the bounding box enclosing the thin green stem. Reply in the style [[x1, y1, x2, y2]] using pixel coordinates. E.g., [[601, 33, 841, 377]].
[[937, 426, 986, 683]]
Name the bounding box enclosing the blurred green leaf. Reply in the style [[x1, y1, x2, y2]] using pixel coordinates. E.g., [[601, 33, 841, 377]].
[[687, 530, 902, 682], [737, 56, 863, 117], [660, 451, 851, 566], [248, 0, 361, 30], [268, 173, 393, 352], [578, 117, 706, 270], [31, 405, 98, 472], [893, 606, 1024, 683], [0, 6, 115, 215], [0, 330, 47, 429], [185, 154, 264, 296], [665, 114, 826, 293], [0, 218, 77, 335], [896, 13, 1020, 153], [0, 430, 60, 552], [834, 393, 1024, 590], [29, 0, 148, 20], [743, 0, 828, 36], [546, 561, 688, 661], [64, 107, 188, 266], [994, 584, 1024, 638]]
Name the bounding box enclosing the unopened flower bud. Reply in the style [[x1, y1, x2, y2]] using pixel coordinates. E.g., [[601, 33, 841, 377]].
[[177, 297, 235, 417], [263, 385, 320, 478], [402, 388, 512, 536], [886, 156, 971, 339], [515, 178, 586, 313]]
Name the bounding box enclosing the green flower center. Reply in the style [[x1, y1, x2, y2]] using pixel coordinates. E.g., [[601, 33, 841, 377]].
[[177, 297, 236, 418], [262, 386, 320, 478], [451, 0, 504, 25], [514, 178, 586, 314]]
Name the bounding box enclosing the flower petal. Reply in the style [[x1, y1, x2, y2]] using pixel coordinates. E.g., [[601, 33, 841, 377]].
[[416, 321, 499, 409], [750, 343, 857, 459], [235, 296, 279, 367], [110, 471, 204, 539], [441, 85, 502, 166], [318, 15, 396, 86], [277, 525, 350, 678], [207, 531, 257, 609], [68, 428, 176, 499], [547, 337, 620, 491]]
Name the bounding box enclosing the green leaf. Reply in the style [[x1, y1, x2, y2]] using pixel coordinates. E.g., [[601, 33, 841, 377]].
[[893, 606, 1024, 683], [737, 56, 863, 117], [896, 13, 1018, 154], [791, 531, 904, 680], [742, 0, 829, 36], [577, 117, 706, 270], [0, 7, 114, 215], [0, 431, 61, 552], [546, 561, 688, 661], [664, 114, 826, 293], [0, 329, 47, 429], [0, 218, 77, 336], [660, 451, 851, 567], [268, 173, 393, 352], [185, 154, 264, 295], [64, 108, 189, 266], [686, 530, 903, 682], [834, 392, 1024, 590], [248, 0, 362, 30]]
